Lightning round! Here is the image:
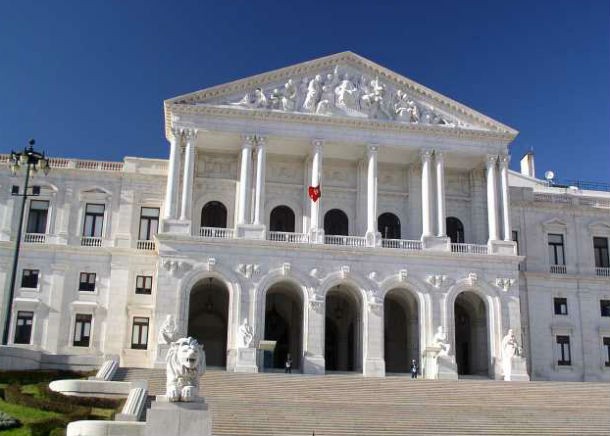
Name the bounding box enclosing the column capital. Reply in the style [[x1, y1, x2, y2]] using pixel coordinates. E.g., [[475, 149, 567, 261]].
[[498, 154, 510, 169], [485, 154, 498, 168], [241, 134, 256, 148], [183, 128, 198, 142], [420, 149, 433, 162], [367, 144, 379, 155], [170, 127, 183, 141], [434, 150, 445, 162], [312, 139, 324, 151], [254, 134, 266, 148]]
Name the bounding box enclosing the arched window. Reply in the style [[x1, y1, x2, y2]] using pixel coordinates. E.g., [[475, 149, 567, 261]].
[[324, 209, 348, 236], [201, 201, 227, 228], [378, 213, 401, 239], [447, 217, 465, 243], [269, 206, 295, 232]]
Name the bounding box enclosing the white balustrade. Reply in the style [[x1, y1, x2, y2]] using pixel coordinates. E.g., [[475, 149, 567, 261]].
[[23, 233, 46, 244], [451, 243, 489, 255], [324, 235, 366, 247], [199, 227, 234, 239], [595, 267, 610, 277], [81, 236, 103, 247], [550, 264, 567, 274], [267, 231, 309, 243], [381, 239, 422, 251], [136, 240, 156, 251]]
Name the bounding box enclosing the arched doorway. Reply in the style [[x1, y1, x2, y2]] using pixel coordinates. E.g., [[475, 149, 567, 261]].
[[201, 201, 227, 228], [378, 213, 401, 239], [454, 291, 489, 376], [325, 284, 361, 372], [269, 206, 295, 232], [324, 209, 348, 236], [263, 282, 303, 371], [447, 217, 465, 243], [384, 289, 419, 373], [188, 278, 229, 367]]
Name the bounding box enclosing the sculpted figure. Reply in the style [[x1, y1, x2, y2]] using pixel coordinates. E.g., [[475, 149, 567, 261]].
[[432, 326, 451, 357], [315, 73, 338, 115], [303, 75, 323, 113], [361, 77, 390, 119], [238, 318, 254, 348], [232, 88, 267, 109], [394, 90, 420, 123], [269, 88, 282, 110], [281, 79, 297, 111], [501, 329, 519, 381], [334, 73, 359, 111], [158, 315, 179, 344], [166, 337, 205, 402]]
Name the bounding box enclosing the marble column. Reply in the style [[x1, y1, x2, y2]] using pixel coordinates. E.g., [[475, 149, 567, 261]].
[[163, 128, 182, 219], [179, 129, 198, 221], [310, 140, 324, 240], [237, 136, 254, 225], [366, 145, 379, 237], [486, 155, 499, 242], [420, 149, 433, 238], [435, 151, 446, 237], [253, 137, 266, 226], [499, 154, 511, 241]]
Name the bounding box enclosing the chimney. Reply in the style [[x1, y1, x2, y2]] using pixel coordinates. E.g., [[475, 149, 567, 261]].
[[520, 151, 535, 178]]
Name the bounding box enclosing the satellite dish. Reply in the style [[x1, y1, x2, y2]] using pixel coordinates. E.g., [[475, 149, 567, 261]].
[[544, 170, 555, 181]]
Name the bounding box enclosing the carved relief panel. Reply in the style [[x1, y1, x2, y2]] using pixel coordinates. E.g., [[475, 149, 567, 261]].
[[198, 153, 238, 180]]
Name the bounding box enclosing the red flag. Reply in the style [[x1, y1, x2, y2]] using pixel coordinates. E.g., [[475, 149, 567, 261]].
[[308, 185, 321, 202]]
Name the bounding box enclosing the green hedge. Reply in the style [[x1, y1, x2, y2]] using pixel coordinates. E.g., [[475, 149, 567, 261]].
[[0, 370, 90, 385], [36, 383, 124, 410], [0, 410, 21, 431], [4, 384, 91, 416]]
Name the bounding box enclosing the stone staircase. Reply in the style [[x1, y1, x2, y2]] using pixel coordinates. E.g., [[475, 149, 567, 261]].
[[115, 368, 610, 435]]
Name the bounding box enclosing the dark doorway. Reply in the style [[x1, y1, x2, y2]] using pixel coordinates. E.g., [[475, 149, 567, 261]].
[[454, 291, 488, 376], [324, 209, 348, 236], [264, 283, 303, 370], [378, 213, 401, 239], [269, 206, 296, 232], [325, 286, 360, 372], [201, 201, 227, 228], [384, 290, 419, 373], [188, 278, 229, 367], [447, 217, 465, 243]]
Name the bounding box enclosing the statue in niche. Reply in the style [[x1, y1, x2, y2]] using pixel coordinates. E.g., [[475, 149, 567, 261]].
[[361, 77, 391, 119], [394, 90, 420, 123], [158, 314, 179, 344], [238, 318, 254, 348], [334, 73, 359, 111], [432, 325, 451, 357], [303, 75, 323, 113], [501, 329, 520, 381], [281, 79, 297, 111]]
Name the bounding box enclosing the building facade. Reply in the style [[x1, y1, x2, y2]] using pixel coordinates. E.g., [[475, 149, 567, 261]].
[[0, 53, 609, 381]]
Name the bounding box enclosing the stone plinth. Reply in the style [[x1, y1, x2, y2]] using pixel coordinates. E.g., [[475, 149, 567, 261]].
[[423, 346, 458, 380], [421, 236, 450, 251], [235, 224, 265, 239], [145, 397, 212, 436], [489, 240, 517, 255], [234, 347, 258, 373], [507, 356, 530, 381], [154, 344, 170, 369]]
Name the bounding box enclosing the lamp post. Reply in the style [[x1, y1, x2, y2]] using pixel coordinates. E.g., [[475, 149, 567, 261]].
[[2, 139, 50, 345]]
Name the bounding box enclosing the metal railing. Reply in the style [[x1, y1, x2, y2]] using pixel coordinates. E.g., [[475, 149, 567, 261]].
[[136, 240, 156, 250], [451, 243, 488, 255], [324, 235, 366, 247], [550, 264, 567, 274], [596, 267, 610, 277], [199, 227, 234, 239], [381, 238, 422, 251], [81, 236, 103, 247], [267, 231, 309, 243], [23, 233, 46, 244]]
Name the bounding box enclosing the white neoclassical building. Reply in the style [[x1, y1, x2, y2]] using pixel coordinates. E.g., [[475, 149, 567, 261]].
[[0, 52, 609, 381]]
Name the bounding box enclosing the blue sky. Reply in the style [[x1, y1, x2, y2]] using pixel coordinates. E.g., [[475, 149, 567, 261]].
[[1, 0, 608, 183]]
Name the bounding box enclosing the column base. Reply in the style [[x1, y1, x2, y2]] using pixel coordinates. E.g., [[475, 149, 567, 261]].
[[421, 236, 451, 251], [161, 219, 191, 234], [235, 224, 266, 240], [309, 228, 325, 244], [303, 354, 325, 375], [488, 240, 517, 255], [363, 358, 385, 377], [365, 231, 381, 247], [234, 347, 258, 373]]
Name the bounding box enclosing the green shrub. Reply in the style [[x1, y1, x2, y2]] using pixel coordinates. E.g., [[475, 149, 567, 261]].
[[27, 417, 67, 436], [4, 384, 91, 416], [37, 383, 124, 410], [50, 428, 66, 436], [0, 370, 89, 385], [0, 410, 21, 431]]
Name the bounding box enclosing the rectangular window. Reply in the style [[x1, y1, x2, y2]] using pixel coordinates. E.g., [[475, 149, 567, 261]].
[[604, 337, 610, 368], [548, 233, 565, 266], [554, 297, 568, 315], [73, 314, 92, 347], [135, 275, 153, 295], [21, 269, 39, 289], [131, 317, 149, 350], [512, 230, 519, 255], [14, 311, 34, 344], [26, 200, 49, 234], [83, 203, 105, 237], [601, 300, 610, 317], [78, 272, 96, 292], [556, 335, 571, 366], [139, 207, 160, 241], [594, 237, 609, 268]]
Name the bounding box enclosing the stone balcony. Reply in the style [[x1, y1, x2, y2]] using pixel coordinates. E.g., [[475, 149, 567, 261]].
[[19, 233, 157, 252]]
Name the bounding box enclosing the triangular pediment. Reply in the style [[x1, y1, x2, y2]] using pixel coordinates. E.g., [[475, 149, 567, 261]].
[[166, 52, 517, 136]]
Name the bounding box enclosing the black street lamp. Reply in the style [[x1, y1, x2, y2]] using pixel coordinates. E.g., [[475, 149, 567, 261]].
[[2, 139, 50, 345]]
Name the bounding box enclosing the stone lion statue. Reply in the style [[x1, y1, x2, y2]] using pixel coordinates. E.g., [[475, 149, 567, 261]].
[[166, 337, 206, 402]]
